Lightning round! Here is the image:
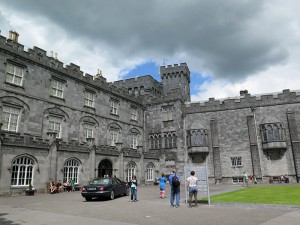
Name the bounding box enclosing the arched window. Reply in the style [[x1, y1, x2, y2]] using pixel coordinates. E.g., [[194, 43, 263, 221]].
[[11, 156, 34, 186], [187, 129, 208, 147], [149, 134, 162, 149], [164, 132, 177, 148], [146, 163, 154, 181], [260, 123, 286, 143], [63, 159, 80, 184], [127, 162, 136, 182]]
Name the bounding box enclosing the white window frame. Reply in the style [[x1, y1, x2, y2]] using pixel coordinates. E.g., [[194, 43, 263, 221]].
[[51, 79, 64, 98], [110, 129, 119, 146], [11, 156, 34, 187], [110, 100, 118, 115], [131, 108, 138, 120], [2, 105, 21, 132], [131, 135, 138, 149], [84, 91, 94, 107], [63, 159, 79, 184], [231, 156, 242, 167], [83, 123, 94, 138], [232, 177, 244, 184], [6, 63, 24, 86], [127, 162, 136, 182], [146, 163, 154, 181], [48, 115, 62, 138]]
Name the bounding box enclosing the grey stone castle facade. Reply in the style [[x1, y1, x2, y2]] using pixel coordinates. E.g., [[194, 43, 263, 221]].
[[0, 31, 300, 196]]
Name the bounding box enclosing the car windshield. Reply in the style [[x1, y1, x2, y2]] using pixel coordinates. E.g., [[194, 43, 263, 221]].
[[90, 178, 111, 185]]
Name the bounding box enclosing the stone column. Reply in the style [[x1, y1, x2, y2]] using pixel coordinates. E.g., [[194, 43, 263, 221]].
[[210, 118, 222, 184], [116, 142, 124, 180], [137, 145, 144, 185], [287, 111, 300, 183], [47, 132, 58, 182], [247, 114, 262, 178], [87, 138, 95, 180]]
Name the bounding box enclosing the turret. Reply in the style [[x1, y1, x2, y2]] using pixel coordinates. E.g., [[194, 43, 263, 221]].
[[160, 63, 191, 102]]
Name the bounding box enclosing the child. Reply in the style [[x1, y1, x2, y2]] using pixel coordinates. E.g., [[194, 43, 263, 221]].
[[158, 173, 167, 199], [129, 175, 137, 202]]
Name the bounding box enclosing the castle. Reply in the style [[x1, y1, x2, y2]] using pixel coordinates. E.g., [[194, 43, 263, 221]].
[[0, 31, 299, 195]]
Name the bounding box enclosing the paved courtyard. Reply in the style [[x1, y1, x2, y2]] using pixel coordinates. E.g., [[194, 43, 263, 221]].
[[0, 184, 300, 225]]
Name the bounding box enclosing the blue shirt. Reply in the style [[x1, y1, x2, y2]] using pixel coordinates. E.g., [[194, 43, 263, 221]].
[[169, 174, 180, 186], [159, 177, 167, 189]]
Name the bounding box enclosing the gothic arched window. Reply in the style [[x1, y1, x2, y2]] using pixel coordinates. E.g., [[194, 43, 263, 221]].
[[63, 158, 80, 184], [11, 156, 34, 187]]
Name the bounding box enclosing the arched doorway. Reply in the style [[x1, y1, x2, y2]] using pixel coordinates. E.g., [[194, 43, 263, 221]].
[[98, 159, 113, 178]]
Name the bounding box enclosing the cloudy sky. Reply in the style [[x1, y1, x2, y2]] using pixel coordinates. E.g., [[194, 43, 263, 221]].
[[1, 0, 300, 101]]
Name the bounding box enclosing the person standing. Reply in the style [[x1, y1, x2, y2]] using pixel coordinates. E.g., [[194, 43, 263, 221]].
[[129, 175, 137, 202], [158, 173, 167, 199], [243, 172, 249, 187], [169, 169, 180, 208], [186, 171, 198, 208], [70, 178, 75, 191]]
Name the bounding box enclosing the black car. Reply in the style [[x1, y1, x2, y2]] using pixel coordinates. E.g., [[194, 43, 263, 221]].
[[81, 177, 129, 201]]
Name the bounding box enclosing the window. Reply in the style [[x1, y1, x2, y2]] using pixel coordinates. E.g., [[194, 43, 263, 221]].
[[110, 129, 119, 146], [149, 134, 162, 149], [260, 123, 286, 142], [232, 177, 244, 184], [11, 156, 33, 186], [146, 163, 154, 181], [162, 105, 174, 121], [49, 116, 62, 138], [110, 100, 118, 115], [131, 135, 138, 149], [131, 108, 138, 120], [83, 123, 94, 138], [127, 162, 136, 182], [231, 157, 242, 167], [63, 159, 80, 184], [188, 129, 208, 147], [2, 105, 21, 132], [164, 133, 177, 148], [6, 63, 24, 86], [84, 91, 94, 107], [51, 79, 64, 98]]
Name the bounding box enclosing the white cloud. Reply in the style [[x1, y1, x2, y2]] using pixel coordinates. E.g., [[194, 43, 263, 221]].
[[1, 0, 300, 99]]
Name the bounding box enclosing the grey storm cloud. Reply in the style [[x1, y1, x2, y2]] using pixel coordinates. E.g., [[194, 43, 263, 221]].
[[0, 0, 294, 81]]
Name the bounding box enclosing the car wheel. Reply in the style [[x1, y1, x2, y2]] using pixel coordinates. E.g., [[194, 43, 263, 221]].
[[110, 190, 115, 200], [85, 197, 92, 201]]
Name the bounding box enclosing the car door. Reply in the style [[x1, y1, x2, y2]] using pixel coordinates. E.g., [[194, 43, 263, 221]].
[[112, 178, 120, 195]]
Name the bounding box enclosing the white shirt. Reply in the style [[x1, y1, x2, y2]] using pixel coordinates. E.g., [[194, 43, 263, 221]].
[[187, 176, 198, 187]]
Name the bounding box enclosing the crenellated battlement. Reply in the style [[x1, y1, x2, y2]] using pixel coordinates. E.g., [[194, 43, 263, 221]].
[[160, 63, 190, 82], [1, 132, 49, 149], [185, 89, 300, 114], [0, 33, 143, 104]]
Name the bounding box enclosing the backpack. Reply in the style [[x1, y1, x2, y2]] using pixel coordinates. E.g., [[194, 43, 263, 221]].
[[172, 175, 180, 187]]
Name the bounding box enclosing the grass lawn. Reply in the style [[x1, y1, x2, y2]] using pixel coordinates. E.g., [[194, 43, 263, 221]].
[[207, 186, 300, 205]]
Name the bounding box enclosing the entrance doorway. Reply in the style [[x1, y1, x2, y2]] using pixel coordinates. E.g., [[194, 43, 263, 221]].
[[98, 159, 113, 178]]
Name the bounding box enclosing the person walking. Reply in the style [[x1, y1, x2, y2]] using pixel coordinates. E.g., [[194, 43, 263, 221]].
[[158, 173, 167, 199], [169, 169, 180, 208], [129, 175, 138, 202], [186, 171, 198, 208]]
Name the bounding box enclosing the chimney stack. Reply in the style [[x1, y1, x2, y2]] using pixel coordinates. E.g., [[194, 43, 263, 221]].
[[8, 30, 19, 43]]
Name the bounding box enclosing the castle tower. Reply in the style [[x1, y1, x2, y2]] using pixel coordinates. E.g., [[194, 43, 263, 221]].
[[160, 63, 191, 102]]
